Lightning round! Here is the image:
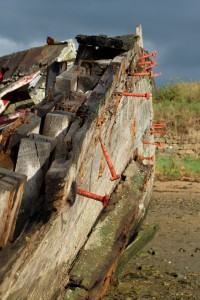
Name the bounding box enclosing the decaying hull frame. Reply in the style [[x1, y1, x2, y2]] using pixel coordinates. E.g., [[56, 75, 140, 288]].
[[0, 27, 159, 300]]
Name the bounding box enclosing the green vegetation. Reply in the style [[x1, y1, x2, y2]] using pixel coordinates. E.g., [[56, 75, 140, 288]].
[[154, 81, 200, 181], [153, 81, 200, 132], [155, 80, 200, 103], [156, 156, 200, 181]]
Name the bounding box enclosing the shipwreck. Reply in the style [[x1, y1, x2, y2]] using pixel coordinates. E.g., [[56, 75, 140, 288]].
[[0, 25, 162, 299]]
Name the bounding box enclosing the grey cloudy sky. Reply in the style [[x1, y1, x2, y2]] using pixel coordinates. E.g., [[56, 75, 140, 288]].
[[0, 0, 199, 85]]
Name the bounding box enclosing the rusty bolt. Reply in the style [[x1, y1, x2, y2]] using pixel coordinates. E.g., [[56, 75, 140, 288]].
[[77, 188, 109, 207], [99, 137, 121, 181]]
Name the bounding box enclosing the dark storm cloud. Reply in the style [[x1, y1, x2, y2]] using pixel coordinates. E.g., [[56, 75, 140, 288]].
[[0, 0, 200, 85]]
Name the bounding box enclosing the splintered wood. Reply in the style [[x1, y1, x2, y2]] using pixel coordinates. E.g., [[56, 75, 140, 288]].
[[0, 168, 26, 248]]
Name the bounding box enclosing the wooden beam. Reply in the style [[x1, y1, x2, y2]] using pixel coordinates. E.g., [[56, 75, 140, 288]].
[[42, 110, 75, 158], [8, 113, 41, 150], [136, 24, 144, 48], [0, 168, 26, 248], [65, 162, 154, 299], [33, 92, 64, 118], [14, 138, 51, 236], [75, 34, 139, 51], [77, 75, 100, 93], [55, 66, 86, 98], [115, 223, 159, 276], [29, 133, 57, 152], [55, 91, 87, 114]]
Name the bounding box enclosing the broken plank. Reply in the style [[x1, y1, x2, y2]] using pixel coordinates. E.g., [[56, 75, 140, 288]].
[[115, 223, 159, 276], [8, 113, 41, 150], [67, 161, 154, 300], [47, 118, 82, 159], [65, 287, 89, 300], [0, 168, 26, 248], [33, 92, 64, 118], [14, 138, 51, 236], [42, 110, 75, 158], [76, 34, 139, 51], [29, 133, 57, 152], [77, 75, 100, 93], [0, 152, 14, 170], [55, 91, 87, 114], [55, 66, 86, 98], [43, 110, 75, 138]]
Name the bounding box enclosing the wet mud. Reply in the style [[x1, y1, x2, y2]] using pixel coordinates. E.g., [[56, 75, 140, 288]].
[[104, 181, 200, 300]]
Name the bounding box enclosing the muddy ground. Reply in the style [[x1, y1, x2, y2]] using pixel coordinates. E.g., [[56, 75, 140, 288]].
[[104, 180, 200, 300]]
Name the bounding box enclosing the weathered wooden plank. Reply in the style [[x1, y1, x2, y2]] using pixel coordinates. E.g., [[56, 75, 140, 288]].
[[115, 223, 159, 276], [14, 138, 51, 235], [0, 168, 26, 248], [55, 91, 86, 114], [46, 64, 122, 209], [76, 34, 139, 51], [55, 66, 86, 98], [136, 24, 144, 48], [81, 59, 111, 76], [57, 118, 81, 159], [42, 110, 75, 157], [8, 113, 41, 150], [56, 72, 77, 98], [77, 75, 100, 93], [65, 287, 89, 300], [66, 161, 154, 300], [33, 92, 64, 118], [43, 110, 75, 138], [45, 61, 64, 96], [29, 133, 57, 152], [0, 153, 14, 170]]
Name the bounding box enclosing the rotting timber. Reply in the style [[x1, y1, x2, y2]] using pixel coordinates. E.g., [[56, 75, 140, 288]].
[[0, 28, 157, 300]]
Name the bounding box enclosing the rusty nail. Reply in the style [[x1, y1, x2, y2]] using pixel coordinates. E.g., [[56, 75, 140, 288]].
[[138, 155, 155, 161], [143, 141, 162, 148], [121, 91, 151, 100], [138, 51, 157, 60], [138, 59, 157, 67], [148, 130, 165, 135], [145, 62, 158, 70], [153, 123, 166, 129], [132, 71, 150, 77], [99, 137, 120, 181], [132, 71, 161, 78], [149, 71, 162, 77], [77, 188, 109, 207]]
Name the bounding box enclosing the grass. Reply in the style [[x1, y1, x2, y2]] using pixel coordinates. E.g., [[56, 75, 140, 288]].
[[155, 156, 200, 181], [153, 81, 200, 181], [183, 157, 200, 174], [155, 81, 200, 104], [153, 81, 200, 132]]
